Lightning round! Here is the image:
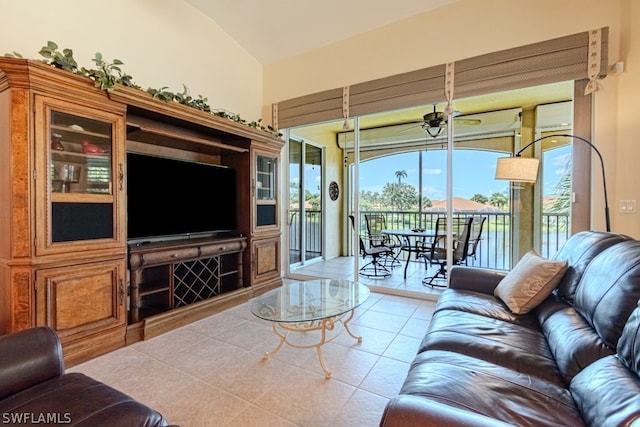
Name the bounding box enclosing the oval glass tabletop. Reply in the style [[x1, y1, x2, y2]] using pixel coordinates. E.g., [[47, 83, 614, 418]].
[[250, 279, 370, 323]]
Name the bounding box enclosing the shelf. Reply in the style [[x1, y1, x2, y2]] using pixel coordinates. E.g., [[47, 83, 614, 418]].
[[51, 193, 114, 203], [138, 281, 171, 297], [128, 236, 246, 323], [220, 270, 239, 278], [51, 124, 110, 140], [52, 151, 110, 161]]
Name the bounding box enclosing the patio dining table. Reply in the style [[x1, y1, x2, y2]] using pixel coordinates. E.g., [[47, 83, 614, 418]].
[[381, 229, 437, 279]]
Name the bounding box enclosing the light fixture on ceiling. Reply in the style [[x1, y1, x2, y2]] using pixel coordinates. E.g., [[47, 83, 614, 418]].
[[495, 134, 610, 232], [421, 106, 450, 138], [420, 105, 482, 138]]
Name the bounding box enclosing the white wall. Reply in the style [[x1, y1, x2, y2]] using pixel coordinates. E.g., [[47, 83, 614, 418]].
[[264, 0, 640, 239], [2, 0, 638, 240], [0, 0, 264, 120]]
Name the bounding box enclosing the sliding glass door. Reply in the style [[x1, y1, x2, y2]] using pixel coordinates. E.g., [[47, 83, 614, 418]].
[[289, 139, 323, 266]]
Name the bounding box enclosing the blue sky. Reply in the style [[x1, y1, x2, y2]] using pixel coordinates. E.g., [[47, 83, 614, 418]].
[[357, 146, 571, 200]]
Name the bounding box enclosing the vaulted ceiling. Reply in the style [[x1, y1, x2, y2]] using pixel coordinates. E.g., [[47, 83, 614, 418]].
[[183, 0, 462, 64], [183, 0, 573, 136]]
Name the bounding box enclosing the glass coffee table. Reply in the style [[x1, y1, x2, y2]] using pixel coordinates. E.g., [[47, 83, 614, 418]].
[[250, 279, 370, 379]]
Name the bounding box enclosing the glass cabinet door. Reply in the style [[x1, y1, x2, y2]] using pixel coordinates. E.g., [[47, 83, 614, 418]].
[[35, 96, 124, 254], [49, 110, 113, 196], [255, 153, 278, 228]]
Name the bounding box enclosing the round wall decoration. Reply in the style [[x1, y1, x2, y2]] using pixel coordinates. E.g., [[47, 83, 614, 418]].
[[329, 181, 340, 201]]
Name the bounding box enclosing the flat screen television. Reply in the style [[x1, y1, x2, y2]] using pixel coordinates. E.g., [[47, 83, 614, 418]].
[[126, 153, 237, 242]]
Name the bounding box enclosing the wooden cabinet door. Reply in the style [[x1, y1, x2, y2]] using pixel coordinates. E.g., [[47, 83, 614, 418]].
[[252, 148, 280, 234], [35, 259, 126, 340], [34, 95, 126, 257], [252, 236, 281, 287]]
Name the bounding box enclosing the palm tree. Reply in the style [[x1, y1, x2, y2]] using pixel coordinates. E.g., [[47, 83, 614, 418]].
[[394, 170, 407, 184]]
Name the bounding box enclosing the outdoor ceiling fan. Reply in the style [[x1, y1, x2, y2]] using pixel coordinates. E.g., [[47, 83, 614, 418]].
[[406, 105, 482, 138]]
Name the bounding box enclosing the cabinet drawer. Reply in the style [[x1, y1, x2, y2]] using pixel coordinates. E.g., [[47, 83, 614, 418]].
[[130, 247, 201, 267], [199, 240, 246, 257]]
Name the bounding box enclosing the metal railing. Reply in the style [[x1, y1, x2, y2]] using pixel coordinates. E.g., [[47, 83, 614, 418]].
[[356, 211, 511, 270], [289, 210, 322, 262], [289, 209, 570, 270]]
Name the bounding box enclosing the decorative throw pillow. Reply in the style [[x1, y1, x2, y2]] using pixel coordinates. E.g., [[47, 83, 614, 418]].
[[494, 250, 568, 314]]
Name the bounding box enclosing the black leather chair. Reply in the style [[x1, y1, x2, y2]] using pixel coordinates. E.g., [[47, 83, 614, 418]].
[[0, 326, 171, 426]]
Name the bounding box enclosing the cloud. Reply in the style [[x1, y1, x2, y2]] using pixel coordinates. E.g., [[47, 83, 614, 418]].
[[423, 168, 442, 175], [551, 153, 571, 176]]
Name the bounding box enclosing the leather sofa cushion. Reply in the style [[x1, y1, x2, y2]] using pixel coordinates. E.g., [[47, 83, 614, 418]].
[[418, 310, 565, 386], [617, 302, 640, 374], [570, 355, 640, 427], [400, 350, 585, 426], [381, 395, 514, 427], [570, 304, 640, 426], [552, 231, 630, 303], [435, 289, 540, 330], [574, 240, 640, 350], [0, 327, 64, 400], [540, 302, 614, 384], [0, 372, 168, 427]]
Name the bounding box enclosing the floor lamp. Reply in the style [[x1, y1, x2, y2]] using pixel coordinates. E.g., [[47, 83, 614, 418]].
[[495, 134, 611, 232]]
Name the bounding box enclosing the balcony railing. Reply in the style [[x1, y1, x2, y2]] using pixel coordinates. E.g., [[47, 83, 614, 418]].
[[289, 209, 570, 270]]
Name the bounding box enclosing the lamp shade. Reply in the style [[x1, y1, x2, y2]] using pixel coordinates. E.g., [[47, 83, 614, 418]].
[[495, 157, 540, 182]]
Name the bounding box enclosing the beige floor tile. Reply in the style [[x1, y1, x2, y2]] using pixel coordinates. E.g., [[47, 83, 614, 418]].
[[70, 286, 435, 426], [359, 356, 411, 399], [383, 334, 422, 363], [301, 341, 380, 386], [215, 318, 282, 353], [331, 389, 390, 427], [369, 295, 422, 316], [352, 310, 409, 334], [153, 380, 250, 427], [201, 349, 296, 403], [228, 405, 298, 427], [253, 366, 355, 426], [131, 327, 209, 360], [398, 316, 431, 339], [411, 300, 438, 320], [331, 323, 397, 355], [148, 337, 248, 380], [188, 311, 253, 338]]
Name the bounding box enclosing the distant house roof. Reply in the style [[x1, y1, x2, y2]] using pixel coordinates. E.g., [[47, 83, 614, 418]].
[[430, 197, 505, 213]]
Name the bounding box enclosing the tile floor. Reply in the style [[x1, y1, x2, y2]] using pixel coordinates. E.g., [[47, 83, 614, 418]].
[[69, 256, 442, 426], [69, 288, 437, 426], [290, 255, 447, 300]]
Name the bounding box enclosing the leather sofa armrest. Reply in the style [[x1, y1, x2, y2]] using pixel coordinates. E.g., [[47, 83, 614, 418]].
[[380, 395, 512, 427], [0, 326, 65, 400], [449, 266, 507, 295]]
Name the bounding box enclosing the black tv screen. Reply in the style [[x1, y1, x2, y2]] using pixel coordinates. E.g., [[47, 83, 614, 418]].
[[127, 153, 237, 241]]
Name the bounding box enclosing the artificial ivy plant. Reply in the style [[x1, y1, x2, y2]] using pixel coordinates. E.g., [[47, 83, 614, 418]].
[[4, 41, 279, 136]]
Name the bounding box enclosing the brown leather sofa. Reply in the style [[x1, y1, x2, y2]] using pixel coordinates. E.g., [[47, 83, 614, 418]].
[[380, 231, 640, 426], [0, 326, 171, 426]]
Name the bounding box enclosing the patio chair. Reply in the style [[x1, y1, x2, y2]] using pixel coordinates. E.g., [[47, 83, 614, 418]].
[[364, 213, 402, 268], [422, 217, 473, 287], [349, 215, 394, 278], [466, 215, 487, 265]]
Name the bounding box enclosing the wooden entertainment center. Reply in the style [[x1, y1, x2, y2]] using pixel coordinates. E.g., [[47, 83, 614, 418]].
[[0, 58, 284, 365]]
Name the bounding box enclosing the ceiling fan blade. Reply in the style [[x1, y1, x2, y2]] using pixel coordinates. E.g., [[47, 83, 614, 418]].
[[398, 123, 423, 133], [453, 118, 482, 125]]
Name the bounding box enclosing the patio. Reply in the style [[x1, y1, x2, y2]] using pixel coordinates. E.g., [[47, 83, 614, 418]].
[[289, 210, 571, 299], [289, 254, 446, 300]]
